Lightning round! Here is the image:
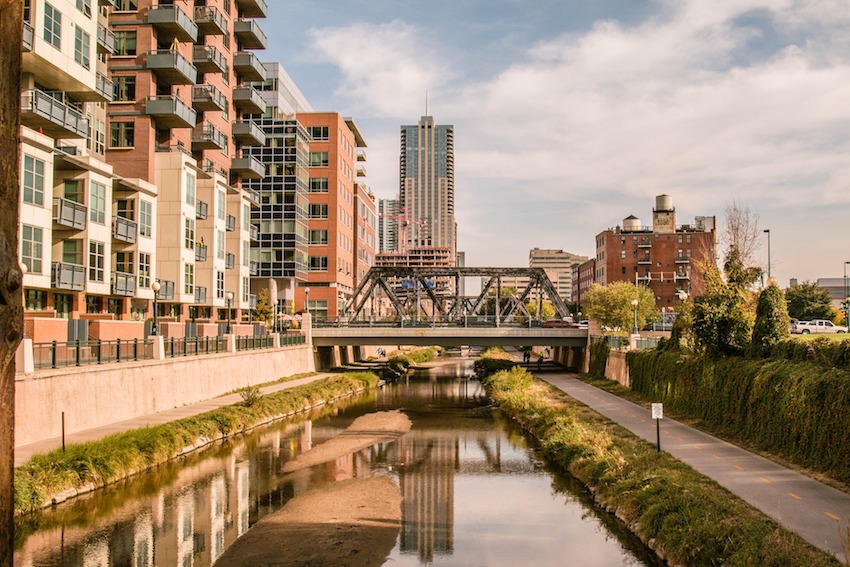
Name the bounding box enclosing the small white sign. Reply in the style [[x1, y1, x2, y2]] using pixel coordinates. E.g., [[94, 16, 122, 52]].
[[652, 403, 663, 420]]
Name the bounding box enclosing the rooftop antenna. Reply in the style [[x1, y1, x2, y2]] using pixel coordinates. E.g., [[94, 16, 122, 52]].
[[425, 90, 429, 116]]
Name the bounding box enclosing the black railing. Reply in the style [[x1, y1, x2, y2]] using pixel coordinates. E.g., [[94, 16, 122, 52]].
[[34, 339, 152, 369], [235, 334, 274, 351], [281, 333, 306, 346], [164, 336, 227, 358]]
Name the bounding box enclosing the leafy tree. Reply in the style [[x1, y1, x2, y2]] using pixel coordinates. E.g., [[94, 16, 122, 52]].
[[785, 281, 833, 321], [751, 284, 790, 356], [583, 282, 657, 333], [253, 288, 273, 327], [526, 299, 556, 320]]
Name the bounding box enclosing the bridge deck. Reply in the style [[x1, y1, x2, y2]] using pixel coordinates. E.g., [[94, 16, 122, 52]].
[[311, 327, 589, 347]]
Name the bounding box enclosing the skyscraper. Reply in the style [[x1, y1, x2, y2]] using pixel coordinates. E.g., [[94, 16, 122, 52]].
[[399, 116, 455, 258]]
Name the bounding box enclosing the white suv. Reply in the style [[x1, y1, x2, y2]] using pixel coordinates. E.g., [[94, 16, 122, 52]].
[[791, 320, 848, 334]]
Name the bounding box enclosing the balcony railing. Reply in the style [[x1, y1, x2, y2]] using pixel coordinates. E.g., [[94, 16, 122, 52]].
[[233, 19, 267, 49], [249, 224, 259, 241], [97, 24, 115, 54], [146, 50, 198, 86], [231, 120, 266, 146], [21, 89, 88, 139], [192, 122, 227, 151], [145, 95, 196, 129], [191, 84, 227, 112], [242, 186, 260, 204], [249, 294, 257, 309], [225, 214, 236, 232], [95, 73, 114, 103], [156, 279, 176, 301], [147, 4, 198, 42], [230, 154, 264, 179], [234, 0, 268, 18], [52, 262, 85, 291], [193, 45, 228, 74], [195, 285, 207, 304], [22, 21, 34, 52], [52, 197, 87, 231], [194, 6, 228, 36], [225, 253, 235, 269], [249, 261, 258, 276], [111, 271, 136, 296], [233, 52, 265, 82], [195, 243, 208, 262], [113, 215, 137, 243], [196, 199, 208, 220], [232, 86, 264, 114]]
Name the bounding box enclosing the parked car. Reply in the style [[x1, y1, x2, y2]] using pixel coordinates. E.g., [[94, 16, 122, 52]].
[[542, 319, 578, 328], [577, 320, 589, 330], [790, 320, 848, 334]]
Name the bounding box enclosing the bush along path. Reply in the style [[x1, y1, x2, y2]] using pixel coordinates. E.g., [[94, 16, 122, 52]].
[[14, 372, 380, 516], [478, 356, 840, 566]]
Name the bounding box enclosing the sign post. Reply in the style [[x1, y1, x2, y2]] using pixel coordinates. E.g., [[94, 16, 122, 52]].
[[651, 403, 663, 453]]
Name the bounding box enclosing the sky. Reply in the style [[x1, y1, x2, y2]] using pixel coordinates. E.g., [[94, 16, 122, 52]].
[[264, 0, 850, 287]]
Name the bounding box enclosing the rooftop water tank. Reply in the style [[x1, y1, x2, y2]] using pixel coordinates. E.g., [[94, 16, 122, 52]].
[[623, 215, 642, 231], [656, 194, 673, 211]]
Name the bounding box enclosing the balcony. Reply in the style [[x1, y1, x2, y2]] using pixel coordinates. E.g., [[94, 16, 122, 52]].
[[21, 89, 88, 139], [95, 73, 114, 103], [156, 279, 176, 301], [97, 24, 115, 54], [196, 199, 209, 220], [145, 95, 196, 129], [194, 286, 207, 304], [113, 215, 137, 244], [147, 4, 198, 43], [146, 50, 197, 86], [225, 253, 235, 269], [233, 52, 265, 82], [195, 243, 208, 262], [232, 86, 264, 114], [193, 45, 227, 74], [52, 198, 87, 231], [192, 123, 228, 151], [356, 164, 367, 177], [52, 262, 85, 291], [235, 0, 268, 19], [225, 214, 236, 232], [111, 271, 136, 297], [234, 19, 267, 50], [249, 294, 257, 309], [243, 186, 260, 204], [192, 84, 227, 112], [675, 257, 691, 264], [638, 258, 652, 265], [194, 6, 228, 36], [231, 120, 266, 146], [637, 239, 652, 248], [230, 155, 265, 179], [22, 21, 34, 52], [99, 0, 116, 6], [249, 224, 259, 241], [249, 261, 258, 276], [356, 148, 367, 162]]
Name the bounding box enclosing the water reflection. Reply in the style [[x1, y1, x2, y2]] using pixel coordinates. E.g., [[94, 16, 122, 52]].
[[15, 360, 657, 567]]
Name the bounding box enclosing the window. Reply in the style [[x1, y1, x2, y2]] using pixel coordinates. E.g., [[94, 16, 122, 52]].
[[115, 251, 133, 273], [308, 257, 328, 271], [74, 26, 90, 69], [184, 218, 194, 249], [113, 76, 136, 101], [139, 252, 151, 288], [216, 230, 224, 259], [242, 277, 249, 302], [242, 204, 250, 228], [184, 263, 194, 294], [113, 30, 136, 56], [86, 295, 102, 314], [309, 126, 328, 140], [43, 3, 61, 49], [308, 230, 328, 245], [110, 122, 134, 148], [89, 181, 106, 224], [89, 240, 105, 282], [309, 178, 328, 192], [75, 0, 91, 17], [185, 172, 195, 206], [21, 225, 43, 274], [309, 152, 328, 167], [216, 189, 225, 220], [139, 200, 152, 237], [242, 241, 249, 266], [114, 0, 138, 10], [22, 155, 44, 205], [94, 119, 105, 154], [63, 240, 81, 264], [216, 271, 224, 299], [25, 289, 46, 311], [308, 204, 328, 218]]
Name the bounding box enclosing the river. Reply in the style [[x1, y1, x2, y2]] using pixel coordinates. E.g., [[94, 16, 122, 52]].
[[14, 357, 659, 566]]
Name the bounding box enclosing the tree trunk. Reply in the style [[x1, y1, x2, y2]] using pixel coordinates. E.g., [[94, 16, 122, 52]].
[[0, 1, 23, 566]]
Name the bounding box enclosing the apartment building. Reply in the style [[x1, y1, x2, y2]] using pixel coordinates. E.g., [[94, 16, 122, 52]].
[[528, 248, 588, 304]]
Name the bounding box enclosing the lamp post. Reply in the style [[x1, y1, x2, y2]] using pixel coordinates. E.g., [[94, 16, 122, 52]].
[[150, 280, 161, 335], [304, 287, 310, 321], [631, 298, 639, 335], [844, 262, 850, 326], [763, 229, 771, 284], [225, 291, 234, 334], [20, 263, 27, 338]]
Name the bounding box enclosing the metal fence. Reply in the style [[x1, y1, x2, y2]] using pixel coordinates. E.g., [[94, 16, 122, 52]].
[[163, 336, 227, 358], [235, 334, 274, 351], [594, 335, 661, 351], [34, 339, 153, 369], [281, 333, 306, 346]]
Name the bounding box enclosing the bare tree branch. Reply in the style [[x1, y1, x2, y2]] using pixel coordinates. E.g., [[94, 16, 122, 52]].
[[721, 200, 762, 267]]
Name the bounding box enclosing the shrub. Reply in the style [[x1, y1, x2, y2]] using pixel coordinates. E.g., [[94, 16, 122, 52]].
[[751, 285, 790, 357], [588, 339, 609, 378], [239, 385, 263, 407]]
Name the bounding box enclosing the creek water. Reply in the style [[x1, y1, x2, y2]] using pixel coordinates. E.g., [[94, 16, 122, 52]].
[[14, 358, 659, 567]]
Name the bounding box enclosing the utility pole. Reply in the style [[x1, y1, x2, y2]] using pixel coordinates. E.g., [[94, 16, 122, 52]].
[[0, 3, 23, 565]]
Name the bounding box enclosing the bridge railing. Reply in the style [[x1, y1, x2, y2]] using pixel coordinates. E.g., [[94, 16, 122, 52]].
[[312, 316, 548, 328]]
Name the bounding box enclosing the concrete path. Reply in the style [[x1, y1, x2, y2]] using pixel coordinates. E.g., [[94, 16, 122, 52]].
[[14, 372, 342, 467], [540, 372, 850, 562]]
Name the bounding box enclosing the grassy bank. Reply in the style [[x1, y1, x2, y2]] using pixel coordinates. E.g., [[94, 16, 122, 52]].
[[480, 361, 839, 566], [14, 371, 379, 516]]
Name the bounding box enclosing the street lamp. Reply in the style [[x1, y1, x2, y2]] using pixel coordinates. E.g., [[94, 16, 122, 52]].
[[763, 229, 771, 283], [304, 287, 310, 321], [150, 280, 161, 335], [20, 263, 27, 338], [844, 261, 850, 325], [225, 291, 234, 334], [631, 298, 639, 335]]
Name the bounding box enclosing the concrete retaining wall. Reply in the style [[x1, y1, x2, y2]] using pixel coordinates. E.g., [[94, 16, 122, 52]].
[[604, 350, 630, 387], [15, 345, 314, 447]]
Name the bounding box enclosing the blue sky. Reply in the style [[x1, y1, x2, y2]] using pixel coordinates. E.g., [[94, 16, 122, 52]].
[[265, 0, 850, 286]]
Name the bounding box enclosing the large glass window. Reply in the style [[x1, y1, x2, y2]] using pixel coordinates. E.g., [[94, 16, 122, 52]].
[[110, 122, 134, 148], [75, 0, 91, 17], [74, 26, 90, 69], [308, 126, 329, 140], [21, 225, 43, 274], [309, 152, 328, 167], [113, 30, 136, 55], [216, 230, 224, 260], [308, 256, 328, 271], [89, 240, 105, 282], [113, 76, 136, 102], [114, 0, 138, 10], [184, 218, 195, 249], [185, 172, 195, 206], [309, 178, 328, 192], [89, 181, 106, 224], [184, 263, 194, 294], [22, 155, 44, 205], [308, 230, 328, 245], [43, 3, 61, 49], [217, 189, 225, 220], [308, 204, 328, 218], [139, 252, 151, 288], [139, 200, 152, 237], [216, 271, 224, 299]]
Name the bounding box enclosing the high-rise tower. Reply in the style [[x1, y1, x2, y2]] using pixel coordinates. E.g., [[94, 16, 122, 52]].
[[399, 116, 455, 258]]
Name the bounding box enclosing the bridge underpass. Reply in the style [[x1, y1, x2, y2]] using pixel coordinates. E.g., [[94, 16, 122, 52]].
[[310, 326, 588, 348]]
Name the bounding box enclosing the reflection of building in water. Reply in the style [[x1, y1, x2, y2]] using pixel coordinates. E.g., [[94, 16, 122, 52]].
[[133, 511, 154, 567], [176, 490, 195, 566], [82, 538, 108, 567], [397, 435, 457, 562], [236, 461, 251, 536], [210, 474, 226, 562]]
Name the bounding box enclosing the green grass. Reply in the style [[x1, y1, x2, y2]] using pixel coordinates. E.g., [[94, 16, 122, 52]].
[[479, 358, 840, 566], [14, 371, 379, 516]]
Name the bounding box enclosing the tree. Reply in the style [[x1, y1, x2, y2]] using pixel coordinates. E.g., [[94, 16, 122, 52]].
[[785, 281, 833, 321], [525, 298, 556, 321], [583, 282, 657, 333], [751, 284, 790, 356], [722, 201, 762, 269], [253, 288, 273, 327], [0, 3, 23, 565]]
